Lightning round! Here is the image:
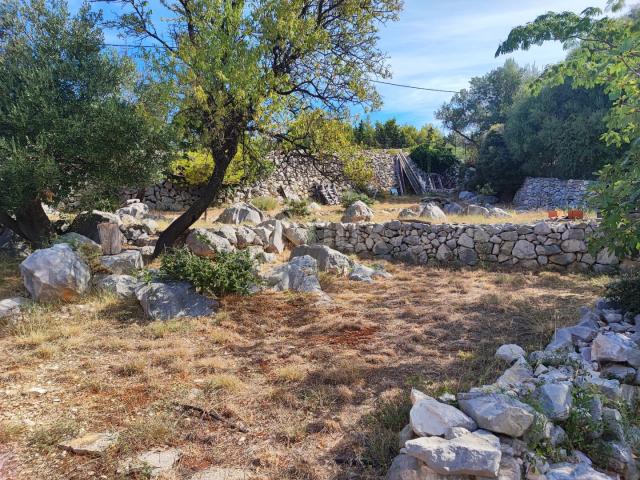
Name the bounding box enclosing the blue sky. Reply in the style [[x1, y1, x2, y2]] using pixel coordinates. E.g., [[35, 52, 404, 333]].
[[369, 0, 610, 127], [77, 0, 610, 127]]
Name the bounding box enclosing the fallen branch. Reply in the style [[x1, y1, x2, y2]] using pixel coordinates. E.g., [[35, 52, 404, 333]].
[[173, 402, 249, 433]]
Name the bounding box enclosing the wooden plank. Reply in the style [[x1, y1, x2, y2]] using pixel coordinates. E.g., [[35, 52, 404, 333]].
[[98, 222, 123, 255]]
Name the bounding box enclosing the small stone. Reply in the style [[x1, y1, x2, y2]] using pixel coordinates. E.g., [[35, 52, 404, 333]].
[[119, 448, 182, 477], [99, 250, 143, 275], [190, 467, 251, 480], [409, 393, 477, 437], [496, 344, 526, 364], [534, 382, 572, 421], [59, 432, 119, 456], [457, 392, 535, 437], [0, 297, 28, 319]]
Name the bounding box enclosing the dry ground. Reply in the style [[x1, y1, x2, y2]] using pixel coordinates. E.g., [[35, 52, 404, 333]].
[[0, 253, 610, 480]]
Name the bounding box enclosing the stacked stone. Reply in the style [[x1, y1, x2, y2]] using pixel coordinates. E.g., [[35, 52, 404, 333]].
[[314, 220, 638, 273], [387, 298, 640, 480], [513, 177, 594, 210], [121, 151, 398, 210]]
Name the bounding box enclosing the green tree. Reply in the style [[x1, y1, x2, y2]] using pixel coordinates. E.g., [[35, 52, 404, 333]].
[[353, 119, 377, 147], [409, 128, 460, 175], [473, 125, 524, 198], [107, 0, 401, 256], [436, 59, 530, 147], [497, 0, 640, 255], [504, 83, 622, 179], [0, 0, 171, 246]]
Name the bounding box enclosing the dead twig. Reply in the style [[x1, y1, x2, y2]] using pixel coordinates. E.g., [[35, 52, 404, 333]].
[[173, 402, 249, 433]]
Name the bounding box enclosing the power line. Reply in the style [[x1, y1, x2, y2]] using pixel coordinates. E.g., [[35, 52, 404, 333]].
[[104, 43, 462, 94]]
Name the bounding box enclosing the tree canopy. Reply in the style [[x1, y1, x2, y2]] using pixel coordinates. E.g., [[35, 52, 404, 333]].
[[105, 0, 402, 255], [0, 0, 171, 245], [497, 0, 640, 256]]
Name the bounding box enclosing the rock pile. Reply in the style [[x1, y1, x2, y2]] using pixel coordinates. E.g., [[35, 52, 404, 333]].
[[387, 298, 640, 480], [314, 220, 639, 272]]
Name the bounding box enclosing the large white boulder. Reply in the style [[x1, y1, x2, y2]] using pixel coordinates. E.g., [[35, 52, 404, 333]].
[[217, 202, 264, 225], [457, 392, 535, 437], [116, 201, 149, 220], [290, 244, 351, 275], [341, 200, 373, 223], [409, 393, 477, 436], [404, 430, 502, 477], [136, 282, 219, 320], [185, 229, 234, 258], [20, 244, 91, 302], [419, 203, 447, 221]]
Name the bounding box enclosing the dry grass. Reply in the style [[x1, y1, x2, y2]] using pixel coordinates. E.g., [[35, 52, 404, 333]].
[[0, 257, 610, 479]]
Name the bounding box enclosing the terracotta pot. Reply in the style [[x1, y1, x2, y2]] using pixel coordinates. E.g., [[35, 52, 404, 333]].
[[567, 209, 584, 220], [547, 210, 559, 219]]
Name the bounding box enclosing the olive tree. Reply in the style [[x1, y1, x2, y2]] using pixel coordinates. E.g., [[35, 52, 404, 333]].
[[105, 0, 402, 256], [0, 0, 171, 246]]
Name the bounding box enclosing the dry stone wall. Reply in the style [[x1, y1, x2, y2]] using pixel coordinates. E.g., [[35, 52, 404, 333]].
[[122, 151, 397, 211], [513, 177, 594, 210], [314, 220, 638, 273]]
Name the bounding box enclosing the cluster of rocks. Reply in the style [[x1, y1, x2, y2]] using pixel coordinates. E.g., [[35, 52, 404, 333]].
[[122, 151, 398, 210], [513, 177, 593, 210], [314, 220, 638, 272], [387, 298, 640, 480], [398, 199, 510, 221]]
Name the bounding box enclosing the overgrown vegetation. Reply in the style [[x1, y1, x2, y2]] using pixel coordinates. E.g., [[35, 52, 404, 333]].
[[283, 199, 310, 218], [606, 272, 640, 314], [251, 196, 280, 212], [341, 191, 374, 208], [160, 247, 259, 296]]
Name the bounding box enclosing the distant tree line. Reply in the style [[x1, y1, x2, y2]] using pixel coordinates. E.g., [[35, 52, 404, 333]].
[[436, 58, 624, 198], [352, 118, 444, 149]]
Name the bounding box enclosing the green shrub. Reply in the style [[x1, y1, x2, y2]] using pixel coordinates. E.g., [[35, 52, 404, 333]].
[[283, 199, 310, 218], [605, 273, 640, 314], [341, 190, 373, 208], [160, 247, 259, 295], [251, 196, 279, 212], [410, 141, 460, 175]]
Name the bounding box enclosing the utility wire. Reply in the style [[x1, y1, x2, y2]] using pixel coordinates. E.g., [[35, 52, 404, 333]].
[[104, 43, 462, 94]]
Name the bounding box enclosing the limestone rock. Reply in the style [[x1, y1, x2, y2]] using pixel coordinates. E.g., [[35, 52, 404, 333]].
[[404, 430, 502, 477], [385, 455, 446, 480], [68, 210, 121, 243], [496, 359, 534, 386], [342, 200, 373, 223], [535, 382, 573, 421], [443, 203, 464, 215], [0, 297, 28, 319], [496, 344, 526, 364], [20, 244, 91, 302], [263, 255, 323, 294], [119, 448, 182, 477], [217, 203, 264, 225], [512, 240, 536, 260], [349, 264, 390, 283], [291, 244, 351, 275], [257, 220, 285, 254], [592, 332, 640, 367], [136, 282, 219, 320], [116, 201, 149, 220], [283, 225, 309, 246], [420, 203, 447, 221], [466, 205, 491, 217], [457, 392, 535, 437], [190, 467, 251, 480], [59, 432, 118, 456], [186, 229, 234, 258], [409, 393, 477, 436], [545, 462, 613, 480], [99, 250, 144, 275], [97, 274, 141, 299]]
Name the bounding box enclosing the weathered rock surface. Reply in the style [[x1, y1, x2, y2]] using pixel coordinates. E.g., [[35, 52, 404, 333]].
[[404, 431, 502, 477], [592, 332, 640, 367], [263, 255, 323, 294], [545, 462, 614, 480], [0, 297, 28, 319], [420, 203, 447, 221], [348, 264, 390, 283], [97, 274, 141, 298], [191, 467, 251, 480], [68, 210, 121, 243], [136, 282, 219, 320], [496, 344, 526, 364], [217, 203, 264, 225], [186, 228, 234, 258], [342, 200, 373, 223], [119, 448, 182, 477], [99, 250, 144, 275], [535, 382, 573, 421], [20, 244, 91, 302], [291, 244, 351, 274], [457, 392, 535, 437], [59, 432, 119, 456], [116, 201, 149, 220], [409, 393, 477, 436], [385, 455, 461, 480]]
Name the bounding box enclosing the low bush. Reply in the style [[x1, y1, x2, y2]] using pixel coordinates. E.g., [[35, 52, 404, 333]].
[[283, 199, 310, 218], [605, 273, 640, 314], [160, 247, 259, 296], [341, 190, 373, 208], [251, 196, 279, 211]]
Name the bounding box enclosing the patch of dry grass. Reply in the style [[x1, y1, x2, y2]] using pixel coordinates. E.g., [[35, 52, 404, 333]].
[[0, 255, 609, 480]]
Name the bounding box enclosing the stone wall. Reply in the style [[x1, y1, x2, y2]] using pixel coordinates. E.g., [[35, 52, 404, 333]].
[[122, 151, 397, 211], [513, 177, 594, 210], [314, 220, 637, 273]]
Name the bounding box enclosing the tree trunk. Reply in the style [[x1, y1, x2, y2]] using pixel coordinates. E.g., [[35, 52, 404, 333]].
[[1, 200, 53, 248], [152, 149, 234, 258], [98, 222, 124, 255]]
